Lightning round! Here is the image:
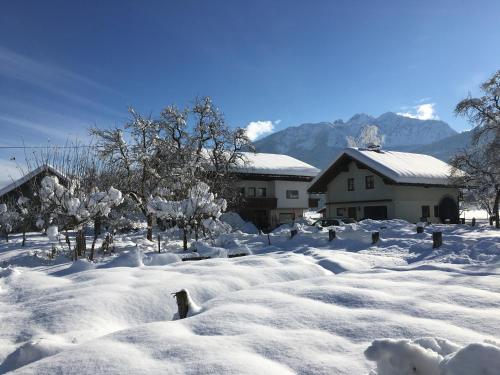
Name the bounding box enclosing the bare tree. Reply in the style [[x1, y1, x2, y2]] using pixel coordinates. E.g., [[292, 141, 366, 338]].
[[92, 96, 253, 240], [91, 110, 163, 240], [450, 70, 500, 227]]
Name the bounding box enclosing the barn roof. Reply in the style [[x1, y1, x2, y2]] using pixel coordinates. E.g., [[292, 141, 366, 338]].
[[308, 147, 456, 193], [0, 164, 66, 198]]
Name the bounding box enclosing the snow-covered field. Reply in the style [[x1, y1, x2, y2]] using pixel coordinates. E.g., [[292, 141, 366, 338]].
[[1, 220, 499, 374]]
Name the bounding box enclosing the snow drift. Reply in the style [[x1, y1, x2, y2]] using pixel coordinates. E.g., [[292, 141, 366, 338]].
[[365, 337, 500, 375]]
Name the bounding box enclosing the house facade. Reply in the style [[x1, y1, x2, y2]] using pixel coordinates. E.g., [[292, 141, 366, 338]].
[[308, 147, 460, 223], [233, 152, 320, 230]]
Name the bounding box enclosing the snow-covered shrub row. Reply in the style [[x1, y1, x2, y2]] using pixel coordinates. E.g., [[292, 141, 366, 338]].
[[147, 182, 228, 249], [40, 176, 123, 224]]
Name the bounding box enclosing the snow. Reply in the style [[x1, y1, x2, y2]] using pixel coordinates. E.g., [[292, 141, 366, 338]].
[[0, 220, 499, 374], [365, 338, 500, 375], [234, 152, 320, 177], [311, 147, 458, 189]]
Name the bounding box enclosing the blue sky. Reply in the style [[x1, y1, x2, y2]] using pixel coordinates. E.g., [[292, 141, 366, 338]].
[[0, 0, 499, 183]]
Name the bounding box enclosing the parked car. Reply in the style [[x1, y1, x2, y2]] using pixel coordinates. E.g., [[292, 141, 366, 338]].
[[312, 217, 357, 228]]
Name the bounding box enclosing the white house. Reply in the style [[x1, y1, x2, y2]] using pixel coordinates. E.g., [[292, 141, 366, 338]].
[[307, 147, 461, 223], [233, 152, 320, 230]]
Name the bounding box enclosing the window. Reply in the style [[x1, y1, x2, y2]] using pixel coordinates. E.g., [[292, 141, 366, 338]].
[[421, 205, 430, 218], [365, 176, 374, 189], [434, 205, 439, 217], [286, 190, 299, 199], [247, 187, 256, 197], [279, 213, 294, 224], [239, 187, 245, 196], [337, 208, 346, 217], [256, 188, 267, 198], [347, 178, 355, 191]]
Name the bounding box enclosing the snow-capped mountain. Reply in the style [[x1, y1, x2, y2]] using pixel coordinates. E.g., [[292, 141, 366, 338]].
[[254, 112, 465, 169]]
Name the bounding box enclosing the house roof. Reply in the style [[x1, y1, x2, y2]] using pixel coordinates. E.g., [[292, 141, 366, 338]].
[[308, 147, 456, 193], [234, 152, 320, 178], [0, 164, 66, 198]]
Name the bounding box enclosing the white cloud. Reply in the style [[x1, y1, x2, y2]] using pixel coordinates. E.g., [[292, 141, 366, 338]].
[[274, 119, 282, 125], [246, 120, 275, 141], [398, 103, 438, 120]]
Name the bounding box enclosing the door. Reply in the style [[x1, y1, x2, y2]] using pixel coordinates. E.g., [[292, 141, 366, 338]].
[[363, 206, 388, 220], [438, 197, 459, 224], [254, 210, 270, 230]]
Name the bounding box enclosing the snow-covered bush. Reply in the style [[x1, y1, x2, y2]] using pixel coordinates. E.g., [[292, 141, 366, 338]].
[[0, 203, 19, 242], [148, 182, 227, 250], [39, 175, 124, 259]]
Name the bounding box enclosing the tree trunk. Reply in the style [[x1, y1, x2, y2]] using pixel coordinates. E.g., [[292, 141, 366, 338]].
[[65, 232, 71, 252], [94, 217, 101, 236], [183, 229, 188, 251], [75, 229, 86, 258], [89, 230, 99, 261], [22, 229, 26, 247], [147, 214, 154, 241]]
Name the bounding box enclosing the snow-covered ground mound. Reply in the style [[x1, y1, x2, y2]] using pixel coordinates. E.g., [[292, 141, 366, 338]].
[[365, 337, 500, 375], [0, 220, 498, 374]]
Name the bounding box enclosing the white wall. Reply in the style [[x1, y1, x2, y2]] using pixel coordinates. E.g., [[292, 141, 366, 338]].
[[326, 161, 393, 203], [274, 180, 310, 209], [325, 161, 460, 222], [393, 185, 459, 223]]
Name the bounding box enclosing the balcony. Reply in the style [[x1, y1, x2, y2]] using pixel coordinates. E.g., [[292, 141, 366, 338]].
[[243, 197, 278, 209]]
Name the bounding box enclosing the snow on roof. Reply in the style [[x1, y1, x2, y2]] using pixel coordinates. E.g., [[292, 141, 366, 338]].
[[234, 152, 320, 177], [309, 147, 455, 191], [0, 164, 66, 197]]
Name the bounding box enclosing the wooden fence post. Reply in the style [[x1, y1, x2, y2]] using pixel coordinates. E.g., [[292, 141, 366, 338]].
[[267, 233, 271, 246], [328, 229, 336, 241], [157, 234, 161, 253], [471, 217, 476, 227], [290, 229, 297, 239], [432, 231, 442, 248], [172, 290, 189, 319], [372, 231, 380, 244]]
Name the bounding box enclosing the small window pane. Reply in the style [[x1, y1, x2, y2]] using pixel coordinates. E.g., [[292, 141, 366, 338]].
[[247, 187, 256, 197], [365, 176, 374, 189], [256, 188, 266, 197], [347, 178, 355, 191], [286, 190, 299, 199]]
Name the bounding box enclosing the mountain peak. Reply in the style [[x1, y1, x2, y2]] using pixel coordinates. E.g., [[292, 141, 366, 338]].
[[254, 111, 460, 169], [348, 113, 375, 124]]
